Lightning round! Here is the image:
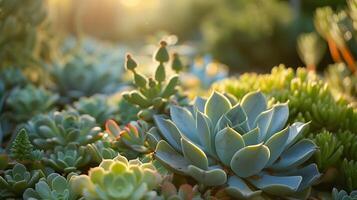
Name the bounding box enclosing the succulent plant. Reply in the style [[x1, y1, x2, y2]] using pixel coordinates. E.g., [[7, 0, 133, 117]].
[[159, 181, 204, 200], [50, 53, 121, 104], [71, 155, 162, 200], [86, 140, 118, 164], [332, 188, 357, 200], [123, 41, 187, 122], [117, 98, 140, 124], [71, 94, 118, 125], [0, 68, 28, 90], [342, 159, 357, 191], [337, 131, 357, 161], [154, 91, 320, 199], [10, 129, 34, 161], [43, 144, 92, 174], [106, 119, 153, 159], [23, 173, 78, 200], [25, 110, 103, 150], [0, 163, 44, 198], [5, 84, 58, 122], [0, 0, 47, 67]]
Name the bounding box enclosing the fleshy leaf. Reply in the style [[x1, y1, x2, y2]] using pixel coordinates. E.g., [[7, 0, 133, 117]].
[[205, 91, 232, 125], [242, 127, 260, 146], [265, 127, 289, 166], [241, 91, 267, 129], [181, 138, 208, 170], [226, 176, 262, 199], [170, 106, 199, 144], [215, 127, 245, 166], [155, 140, 189, 174], [154, 115, 182, 152], [187, 165, 227, 186]]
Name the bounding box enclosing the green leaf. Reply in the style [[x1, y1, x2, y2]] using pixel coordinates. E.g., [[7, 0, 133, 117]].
[[154, 115, 182, 152], [249, 174, 302, 196], [170, 106, 199, 144], [241, 91, 267, 129], [155, 140, 189, 174], [205, 91, 232, 125], [265, 127, 289, 167], [242, 127, 260, 146], [196, 111, 213, 155], [230, 144, 270, 178], [187, 165, 227, 186], [226, 176, 262, 199], [215, 127, 245, 166]]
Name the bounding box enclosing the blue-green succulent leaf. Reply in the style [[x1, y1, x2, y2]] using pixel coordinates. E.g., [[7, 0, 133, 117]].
[[154, 115, 182, 152], [187, 165, 227, 186], [193, 97, 206, 113], [196, 111, 213, 155], [285, 122, 310, 149], [215, 127, 245, 166], [155, 140, 189, 174], [249, 173, 302, 196], [279, 164, 320, 191], [170, 106, 199, 144], [241, 91, 267, 129], [205, 91, 232, 125], [242, 127, 260, 146], [226, 176, 262, 199], [265, 127, 289, 167], [226, 104, 249, 133], [230, 144, 270, 178], [181, 138, 208, 170], [271, 139, 316, 170]]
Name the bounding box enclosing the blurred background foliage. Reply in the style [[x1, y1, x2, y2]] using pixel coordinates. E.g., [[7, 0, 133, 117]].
[[45, 0, 347, 72]]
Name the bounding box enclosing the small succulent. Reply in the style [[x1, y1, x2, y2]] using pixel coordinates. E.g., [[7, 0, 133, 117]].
[[71, 155, 162, 200], [5, 84, 58, 122], [332, 188, 357, 200], [10, 129, 34, 161], [297, 32, 326, 71], [43, 144, 92, 174], [71, 94, 118, 125], [23, 173, 79, 200], [117, 98, 140, 124], [50, 53, 121, 104], [106, 119, 153, 159], [25, 110, 103, 150], [154, 91, 320, 199], [0, 68, 28, 90], [341, 159, 357, 191], [86, 140, 119, 164], [0, 163, 44, 198], [159, 181, 204, 200], [123, 41, 186, 122]]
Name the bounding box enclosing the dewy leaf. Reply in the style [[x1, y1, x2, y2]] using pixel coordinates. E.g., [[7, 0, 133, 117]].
[[181, 138, 208, 170], [230, 144, 270, 178], [241, 91, 267, 129], [205, 91, 232, 125], [215, 127, 245, 166]]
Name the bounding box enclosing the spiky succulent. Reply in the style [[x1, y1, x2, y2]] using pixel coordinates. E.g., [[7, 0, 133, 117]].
[[342, 159, 357, 191], [0, 163, 44, 198], [332, 188, 357, 200], [43, 144, 92, 174], [153, 91, 320, 199], [71, 94, 117, 125], [5, 84, 58, 122], [10, 129, 34, 161], [50, 54, 121, 104], [106, 119, 153, 159], [25, 110, 102, 150], [123, 41, 186, 122], [23, 173, 78, 200], [71, 155, 162, 200]]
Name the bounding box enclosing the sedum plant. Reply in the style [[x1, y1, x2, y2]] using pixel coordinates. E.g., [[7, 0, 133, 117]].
[[23, 173, 78, 200], [43, 144, 92, 174], [123, 41, 186, 122], [297, 32, 326, 71], [25, 110, 102, 150], [71, 94, 118, 125], [341, 159, 357, 191], [71, 154, 162, 200], [5, 84, 58, 122], [153, 91, 320, 199], [0, 163, 44, 198]]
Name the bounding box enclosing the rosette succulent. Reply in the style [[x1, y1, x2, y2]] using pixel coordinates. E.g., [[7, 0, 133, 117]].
[[71, 155, 162, 200], [153, 91, 320, 198], [5, 84, 58, 122], [0, 163, 44, 198], [25, 110, 102, 150], [23, 173, 78, 200], [332, 188, 357, 200]]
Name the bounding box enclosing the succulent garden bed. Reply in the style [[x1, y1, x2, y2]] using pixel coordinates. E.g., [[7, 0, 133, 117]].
[[1, 0, 357, 200]]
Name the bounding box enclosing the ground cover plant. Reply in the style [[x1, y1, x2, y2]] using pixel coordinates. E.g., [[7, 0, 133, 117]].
[[1, 0, 357, 200]]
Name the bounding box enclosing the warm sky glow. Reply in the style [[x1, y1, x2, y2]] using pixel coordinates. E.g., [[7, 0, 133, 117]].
[[120, 0, 142, 8]]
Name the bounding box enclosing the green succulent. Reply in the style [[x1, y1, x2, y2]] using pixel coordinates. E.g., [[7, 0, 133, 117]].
[[297, 32, 326, 70], [10, 129, 34, 161], [310, 130, 343, 172], [50, 54, 121, 104], [154, 91, 320, 199], [337, 131, 357, 161], [71, 94, 117, 125], [0, 163, 44, 198], [43, 144, 92, 174], [332, 188, 357, 200], [0, 0, 47, 67], [123, 41, 187, 122], [5, 84, 58, 122], [341, 159, 357, 191], [71, 155, 162, 200], [159, 181, 204, 200], [106, 119, 153, 159], [117, 98, 140, 124], [86, 140, 119, 164], [23, 173, 79, 200], [25, 110, 103, 150], [0, 68, 28, 90]]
